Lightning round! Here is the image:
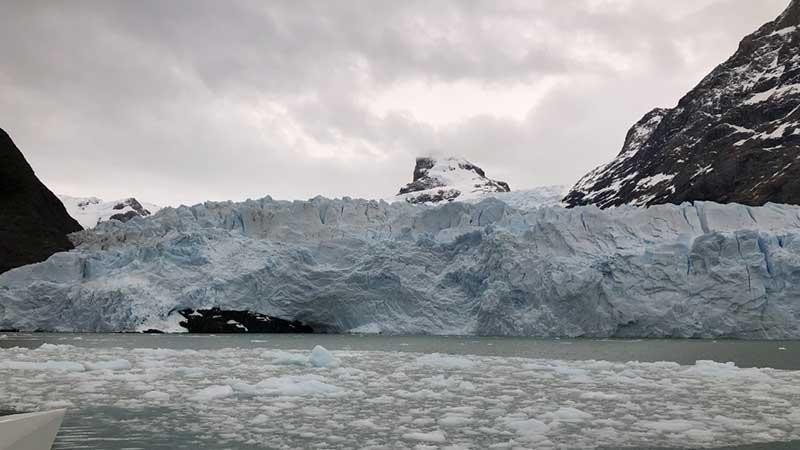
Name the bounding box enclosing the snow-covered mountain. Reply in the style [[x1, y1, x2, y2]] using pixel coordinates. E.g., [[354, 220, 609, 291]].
[[396, 157, 510, 204], [59, 195, 161, 229], [2, 195, 800, 338], [564, 0, 800, 208]]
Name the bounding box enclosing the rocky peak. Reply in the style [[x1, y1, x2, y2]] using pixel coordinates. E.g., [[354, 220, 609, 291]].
[[564, 1, 800, 208], [777, 0, 800, 29], [397, 157, 510, 204], [59, 195, 160, 229], [0, 128, 82, 274], [109, 198, 152, 222]]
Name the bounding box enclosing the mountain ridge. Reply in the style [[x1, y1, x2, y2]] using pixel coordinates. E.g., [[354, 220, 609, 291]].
[[564, 0, 800, 208]]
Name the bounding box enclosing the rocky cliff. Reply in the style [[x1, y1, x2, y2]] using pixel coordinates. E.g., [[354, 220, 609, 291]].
[[564, 0, 800, 208], [397, 157, 510, 204], [0, 128, 82, 274]]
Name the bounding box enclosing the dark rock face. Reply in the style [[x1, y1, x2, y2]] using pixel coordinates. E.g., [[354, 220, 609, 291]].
[[0, 128, 82, 274], [398, 157, 510, 204], [111, 198, 152, 221], [564, 1, 800, 208], [109, 210, 143, 223], [176, 308, 314, 333], [405, 189, 462, 204]]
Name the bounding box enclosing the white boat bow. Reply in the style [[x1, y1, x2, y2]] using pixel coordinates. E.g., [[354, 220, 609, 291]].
[[0, 409, 66, 450]]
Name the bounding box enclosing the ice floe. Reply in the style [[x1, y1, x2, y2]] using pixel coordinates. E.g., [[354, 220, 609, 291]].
[[0, 343, 799, 449]]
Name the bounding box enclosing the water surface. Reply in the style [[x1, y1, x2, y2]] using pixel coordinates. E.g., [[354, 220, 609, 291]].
[[0, 333, 797, 449]]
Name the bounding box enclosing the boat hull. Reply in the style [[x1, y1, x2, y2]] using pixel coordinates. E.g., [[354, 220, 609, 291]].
[[0, 409, 66, 450]]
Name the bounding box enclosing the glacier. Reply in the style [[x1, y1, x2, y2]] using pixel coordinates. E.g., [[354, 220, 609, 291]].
[[1, 195, 800, 338]]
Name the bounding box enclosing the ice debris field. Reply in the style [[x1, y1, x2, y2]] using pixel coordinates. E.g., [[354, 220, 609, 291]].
[[1, 343, 800, 449]]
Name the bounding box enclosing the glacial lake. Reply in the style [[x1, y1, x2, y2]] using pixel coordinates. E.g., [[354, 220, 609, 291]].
[[1, 333, 798, 449]]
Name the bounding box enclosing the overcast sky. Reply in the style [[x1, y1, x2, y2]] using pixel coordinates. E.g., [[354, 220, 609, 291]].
[[0, 0, 789, 206]]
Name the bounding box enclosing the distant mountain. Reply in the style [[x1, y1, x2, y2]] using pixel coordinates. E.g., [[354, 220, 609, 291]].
[[59, 195, 161, 229], [396, 157, 510, 204], [564, 0, 800, 208], [0, 128, 82, 274]]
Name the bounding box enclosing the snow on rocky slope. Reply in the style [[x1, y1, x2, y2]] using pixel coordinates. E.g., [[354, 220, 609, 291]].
[[395, 157, 510, 204], [2, 196, 800, 338], [564, 0, 800, 208], [58, 195, 161, 229]]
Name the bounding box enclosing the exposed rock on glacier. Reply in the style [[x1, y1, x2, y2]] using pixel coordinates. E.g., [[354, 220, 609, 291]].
[[565, 0, 800, 208], [1, 196, 800, 338], [59, 195, 161, 229], [175, 308, 314, 333], [396, 157, 510, 204], [0, 128, 82, 274]]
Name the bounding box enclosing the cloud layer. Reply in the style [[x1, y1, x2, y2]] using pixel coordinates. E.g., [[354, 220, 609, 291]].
[[0, 0, 788, 206]]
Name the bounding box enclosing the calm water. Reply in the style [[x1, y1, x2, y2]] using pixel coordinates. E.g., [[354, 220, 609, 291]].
[[1, 333, 798, 449], [2, 333, 798, 368]]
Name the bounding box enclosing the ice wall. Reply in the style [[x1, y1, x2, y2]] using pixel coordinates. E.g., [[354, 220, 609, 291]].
[[2, 195, 800, 338]]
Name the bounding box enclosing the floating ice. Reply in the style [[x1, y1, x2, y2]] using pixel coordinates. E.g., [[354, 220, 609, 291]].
[[85, 359, 132, 371], [189, 385, 234, 402], [267, 346, 339, 368], [231, 374, 341, 397], [402, 430, 447, 443], [541, 407, 594, 423], [501, 415, 550, 442], [0, 360, 86, 372], [268, 350, 309, 366], [309, 345, 337, 368], [142, 391, 170, 401], [1, 343, 799, 449], [415, 354, 475, 370]]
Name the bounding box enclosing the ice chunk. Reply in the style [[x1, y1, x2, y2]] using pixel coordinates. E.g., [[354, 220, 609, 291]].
[[268, 350, 309, 366], [0, 360, 86, 372], [250, 414, 270, 425], [541, 407, 593, 422], [439, 414, 474, 427], [189, 385, 234, 402], [232, 375, 341, 397], [415, 354, 475, 370], [86, 359, 132, 371], [402, 430, 447, 443], [351, 418, 386, 430], [142, 391, 170, 401], [639, 419, 703, 433], [309, 345, 338, 368], [501, 415, 549, 441]]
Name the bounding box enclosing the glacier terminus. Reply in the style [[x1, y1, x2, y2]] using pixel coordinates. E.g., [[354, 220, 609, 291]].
[[2, 195, 800, 338]]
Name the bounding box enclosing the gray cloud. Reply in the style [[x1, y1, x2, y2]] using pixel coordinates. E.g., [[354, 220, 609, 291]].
[[0, 0, 789, 206]]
